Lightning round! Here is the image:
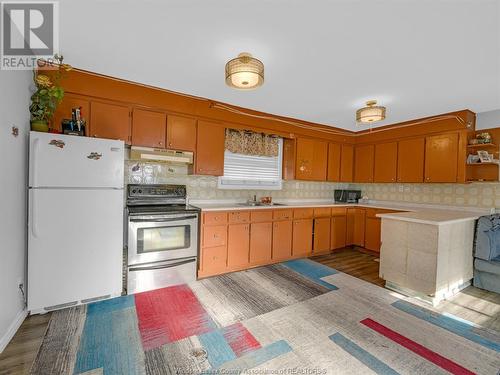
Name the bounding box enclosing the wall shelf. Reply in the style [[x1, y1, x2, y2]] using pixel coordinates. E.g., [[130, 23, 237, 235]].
[[466, 162, 499, 166], [467, 143, 497, 149]]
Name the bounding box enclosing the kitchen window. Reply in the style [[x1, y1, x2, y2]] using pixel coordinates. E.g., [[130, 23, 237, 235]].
[[218, 138, 283, 190]]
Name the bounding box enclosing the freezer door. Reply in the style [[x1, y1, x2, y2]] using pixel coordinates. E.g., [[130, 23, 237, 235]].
[[29, 131, 124, 188], [28, 189, 123, 312]]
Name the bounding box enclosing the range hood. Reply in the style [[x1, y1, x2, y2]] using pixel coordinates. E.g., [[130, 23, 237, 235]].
[[130, 146, 193, 164]]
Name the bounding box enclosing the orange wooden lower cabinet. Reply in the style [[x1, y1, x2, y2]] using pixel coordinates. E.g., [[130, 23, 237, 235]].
[[201, 245, 227, 274], [365, 217, 381, 252], [346, 208, 365, 247], [227, 224, 250, 268], [272, 220, 293, 261], [203, 225, 227, 248], [292, 219, 313, 256], [313, 217, 331, 254], [198, 206, 403, 278], [249, 222, 273, 263], [331, 216, 347, 250]]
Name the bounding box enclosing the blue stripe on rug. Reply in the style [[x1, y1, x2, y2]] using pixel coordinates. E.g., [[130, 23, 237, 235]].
[[74, 302, 143, 374], [329, 333, 400, 375], [392, 300, 500, 352], [86, 294, 135, 316], [207, 340, 292, 372], [198, 329, 237, 368], [282, 259, 338, 290]]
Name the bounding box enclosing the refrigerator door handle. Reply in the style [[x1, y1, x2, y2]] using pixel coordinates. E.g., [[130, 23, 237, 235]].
[[31, 137, 40, 187], [129, 258, 196, 272], [31, 190, 38, 238]]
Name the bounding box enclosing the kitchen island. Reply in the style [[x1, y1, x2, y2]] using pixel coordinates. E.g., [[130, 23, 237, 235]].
[[377, 209, 489, 305]]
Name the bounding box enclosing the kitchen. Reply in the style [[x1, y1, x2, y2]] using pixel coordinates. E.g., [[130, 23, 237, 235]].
[[1, 1, 500, 374]]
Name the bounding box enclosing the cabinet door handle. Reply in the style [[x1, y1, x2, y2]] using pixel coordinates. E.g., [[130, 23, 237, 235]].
[[169, 142, 172, 147], [159, 141, 163, 146]]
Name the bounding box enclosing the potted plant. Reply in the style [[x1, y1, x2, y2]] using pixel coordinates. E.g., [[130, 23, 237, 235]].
[[29, 56, 71, 132]]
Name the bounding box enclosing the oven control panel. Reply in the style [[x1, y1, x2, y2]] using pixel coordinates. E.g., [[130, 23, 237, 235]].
[[128, 184, 186, 199]]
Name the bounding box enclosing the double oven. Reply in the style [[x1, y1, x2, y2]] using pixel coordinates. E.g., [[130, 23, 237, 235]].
[[126, 184, 199, 294]]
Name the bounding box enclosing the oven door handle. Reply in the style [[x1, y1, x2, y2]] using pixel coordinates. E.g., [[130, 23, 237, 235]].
[[129, 258, 196, 272], [129, 215, 198, 223]]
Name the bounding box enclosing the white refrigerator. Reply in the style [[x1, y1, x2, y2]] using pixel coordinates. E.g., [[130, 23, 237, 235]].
[[28, 131, 125, 313]]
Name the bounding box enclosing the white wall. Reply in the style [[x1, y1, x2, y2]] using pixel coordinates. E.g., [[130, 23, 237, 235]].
[[476, 109, 500, 130], [0, 70, 31, 352]]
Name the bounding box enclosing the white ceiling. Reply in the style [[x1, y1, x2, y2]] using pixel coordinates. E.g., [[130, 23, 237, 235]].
[[58, 0, 500, 131]]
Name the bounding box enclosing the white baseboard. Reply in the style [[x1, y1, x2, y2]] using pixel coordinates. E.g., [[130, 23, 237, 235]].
[[0, 309, 28, 353]]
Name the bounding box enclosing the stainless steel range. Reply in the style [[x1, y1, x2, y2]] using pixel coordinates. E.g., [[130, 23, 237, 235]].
[[126, 184, 199, 294]]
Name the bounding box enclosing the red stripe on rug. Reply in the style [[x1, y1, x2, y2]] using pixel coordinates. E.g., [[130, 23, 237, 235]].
[[134, 285, 216, 350], [361, 318, 476, 375], [222, 322, 261, 357]]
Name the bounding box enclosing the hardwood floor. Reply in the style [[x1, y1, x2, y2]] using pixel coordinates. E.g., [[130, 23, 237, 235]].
[[1, 247, 498, 374], [311, 247, 385, 287], [0, 313, 50, 375]]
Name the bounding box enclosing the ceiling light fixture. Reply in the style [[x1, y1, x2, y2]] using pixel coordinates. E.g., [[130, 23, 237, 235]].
[[356, 100, 386, 123], [225, 52, 264, 90]]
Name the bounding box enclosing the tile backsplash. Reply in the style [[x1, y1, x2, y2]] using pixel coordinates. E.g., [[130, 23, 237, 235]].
[[125, 161, 348, 200], [125, 160, 499, 208], [352, 183, 500, 209]]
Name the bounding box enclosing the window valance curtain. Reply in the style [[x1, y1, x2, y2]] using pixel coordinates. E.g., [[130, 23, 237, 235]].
[[225, 129, 280, 157]]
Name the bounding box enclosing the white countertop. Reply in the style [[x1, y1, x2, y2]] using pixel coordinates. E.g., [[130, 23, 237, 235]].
[[190, 199, 493, 225], [376, 210, 485, 225]]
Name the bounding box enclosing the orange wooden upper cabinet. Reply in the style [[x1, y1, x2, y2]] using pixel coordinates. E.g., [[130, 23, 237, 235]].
[[52, 94, 90, 132], [227, 223, 250, 269], [327, 143, 341, 181], [424, 132, 459, 183], [272, 220, 293, 261], [131, 108, 166, 148], [292, 219, 313, 256], [166, 115, 197, 151], [374, 142, 398, 183], [354, 145, 374, 182], [195, 121, 225, 176], [346, 208, 365, 247], [340, 144, 354, 182], [397, 137, 425, 183], [249, 222, 273, 264], [313, 217, 331, 254], [282, 138, 296, 180], [295, 138, 328, 181], [90, 101, 131, 143]]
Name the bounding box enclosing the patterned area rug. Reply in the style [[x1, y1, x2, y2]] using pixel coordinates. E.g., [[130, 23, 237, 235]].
[[30, 259, 500, 374]]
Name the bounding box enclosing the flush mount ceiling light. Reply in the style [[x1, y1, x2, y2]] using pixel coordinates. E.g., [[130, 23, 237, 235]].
[[356, 100, 386, 123], [225, 52, 264, 90]]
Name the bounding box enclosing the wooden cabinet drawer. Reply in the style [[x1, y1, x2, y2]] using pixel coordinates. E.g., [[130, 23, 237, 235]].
[[202, 246, 227, 272], [273, 209, 293, 221], [250, 210, 273, 222], [331, 207, 347, 216], [314, 207, 331, 217], [293, 208, 314, 219], [203, 225, 227, 248], [203, 212, 228, 225], [229, 211, 250, 223]]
